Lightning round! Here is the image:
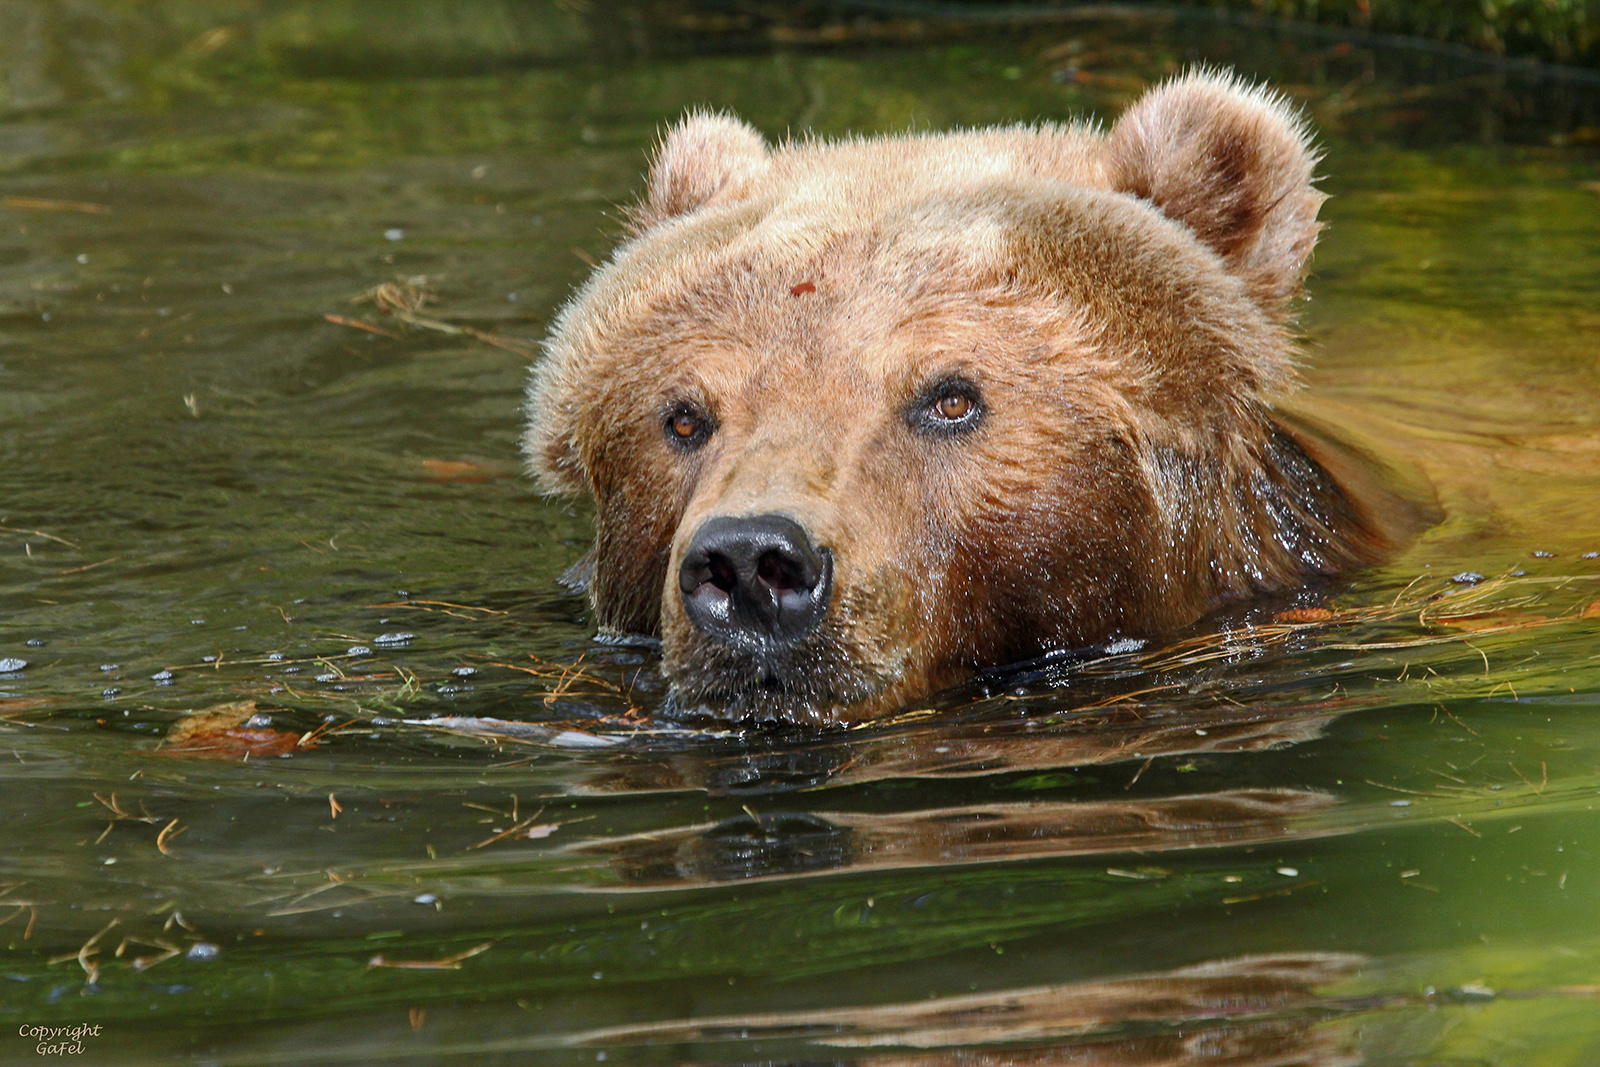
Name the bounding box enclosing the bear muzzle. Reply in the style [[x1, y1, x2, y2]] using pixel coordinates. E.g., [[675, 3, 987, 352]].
[[677, 513, 833, 651]]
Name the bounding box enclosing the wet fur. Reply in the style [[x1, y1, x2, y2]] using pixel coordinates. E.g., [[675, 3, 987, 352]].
[[526, 70, 1394, 725]]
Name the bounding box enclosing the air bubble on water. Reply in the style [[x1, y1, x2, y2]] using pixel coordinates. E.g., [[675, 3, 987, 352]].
[[347, 646, 372, 656], [413, 893, 438, 905], [452, 666, 476, 677], [245, 713, 272, 728], [102, 688, 121, 698], [185, 943, 220, 962], [374, 632, 414, 647], [384, 228, 404, 241], [151, 670, 173, 681], [0, 658, 26, 673], [1451, 572, 1485, 585], [267, 652, 285, 661], [202, 656, 216, 663], [100, 664, 119, 671], [315, 674, 336, 682]]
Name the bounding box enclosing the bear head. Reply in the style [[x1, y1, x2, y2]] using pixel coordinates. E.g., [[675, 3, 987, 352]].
[[526, 70, 1390, 725]]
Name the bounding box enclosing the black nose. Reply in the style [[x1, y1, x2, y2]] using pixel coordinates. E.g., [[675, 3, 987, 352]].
[[678, 514, 832, 648]]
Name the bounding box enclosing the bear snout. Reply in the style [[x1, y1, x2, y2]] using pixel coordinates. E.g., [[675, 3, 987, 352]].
[[678, 513, 833, 650]]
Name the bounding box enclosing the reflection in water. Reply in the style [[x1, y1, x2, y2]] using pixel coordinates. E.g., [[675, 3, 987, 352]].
[[585, 789, 1336, 888], [568, 953, 1363, 1065], [579, 709, 1342, 797]]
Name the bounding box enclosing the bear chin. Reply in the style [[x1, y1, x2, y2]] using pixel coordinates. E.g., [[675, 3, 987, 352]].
[[525, 69, 1429, 727]]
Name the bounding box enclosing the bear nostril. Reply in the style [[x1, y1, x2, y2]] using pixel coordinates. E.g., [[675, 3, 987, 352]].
[[756, 550, 804, 593], [679, 513, 832, 647], [708, 553, 739, 594]]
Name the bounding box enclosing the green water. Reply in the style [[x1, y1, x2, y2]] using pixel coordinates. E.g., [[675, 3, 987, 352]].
[[2, 3, 1599, 1064]]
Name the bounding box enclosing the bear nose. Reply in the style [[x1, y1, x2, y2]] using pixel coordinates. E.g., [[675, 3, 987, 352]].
[[678, 514, 832, 648]]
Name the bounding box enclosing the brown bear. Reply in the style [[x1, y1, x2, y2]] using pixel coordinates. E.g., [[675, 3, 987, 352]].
[[525, 70, 1397, 726]]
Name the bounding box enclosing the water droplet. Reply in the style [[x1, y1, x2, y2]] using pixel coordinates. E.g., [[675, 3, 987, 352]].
[[185, 943, 220, 962], [1276, 866, 1299, 877], [244, 713, 272, 728]]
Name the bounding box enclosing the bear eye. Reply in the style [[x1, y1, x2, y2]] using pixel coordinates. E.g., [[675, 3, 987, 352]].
[[935, 393, 973, 421], [907, 376, 984, 437], [663, 402, 714, 451]]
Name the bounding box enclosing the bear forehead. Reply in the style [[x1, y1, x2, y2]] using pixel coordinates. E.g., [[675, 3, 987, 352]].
[[571, 134, 1273, 406]]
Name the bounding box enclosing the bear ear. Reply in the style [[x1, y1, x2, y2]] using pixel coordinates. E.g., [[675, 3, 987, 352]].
[[630, 111, 769, 233], [1104, 70, 1324, 310]]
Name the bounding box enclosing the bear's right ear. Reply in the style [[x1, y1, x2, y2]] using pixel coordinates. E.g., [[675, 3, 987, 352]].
[[630, 112, 769, 233], [1104, 70, 1324, 312]]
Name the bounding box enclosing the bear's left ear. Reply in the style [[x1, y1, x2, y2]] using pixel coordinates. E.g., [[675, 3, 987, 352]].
[[630, 111, 769, 234], [1104, 70, 1324, 310]]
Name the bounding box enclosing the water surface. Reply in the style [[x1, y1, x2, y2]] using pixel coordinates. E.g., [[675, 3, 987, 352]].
[[1, 4, 1599, 1064]]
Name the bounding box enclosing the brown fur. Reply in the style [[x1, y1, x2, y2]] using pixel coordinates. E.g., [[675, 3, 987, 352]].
[[526, 70, 1394, 725]]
